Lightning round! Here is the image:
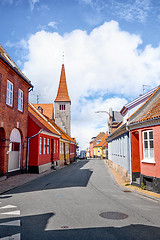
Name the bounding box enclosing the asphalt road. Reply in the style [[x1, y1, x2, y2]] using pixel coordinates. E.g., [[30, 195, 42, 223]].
[[0, 159, 160, 240]]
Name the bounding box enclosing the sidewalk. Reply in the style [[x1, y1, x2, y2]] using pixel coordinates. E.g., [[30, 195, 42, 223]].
[[0, 168, 56, 195], [105, 160, 160, 201]]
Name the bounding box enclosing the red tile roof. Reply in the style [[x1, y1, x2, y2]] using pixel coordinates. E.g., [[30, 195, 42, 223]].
[[129, 86, 160, 124], [94, 133, 108, 147], [28, 103, 60, 136], [55, 64, 71, 102], [44, 115, 75, 143], [32, 103, 53, 119], [93, 132, 105, 147]]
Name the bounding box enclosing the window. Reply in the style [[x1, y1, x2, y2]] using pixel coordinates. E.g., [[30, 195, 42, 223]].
[[6, 80, 13, 106], [47, 139, 50, 154], [54, 140, 56, 153], [59, 104, 65, 111], [57, 141, 58, 153], [18, 89, 23, 112], [39, 137, 42, 154], [142, 130, 155, 163], [44, 138, 46, 154]]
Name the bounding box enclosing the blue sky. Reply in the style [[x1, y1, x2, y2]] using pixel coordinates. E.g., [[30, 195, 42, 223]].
[[1, 0, 160, 148]]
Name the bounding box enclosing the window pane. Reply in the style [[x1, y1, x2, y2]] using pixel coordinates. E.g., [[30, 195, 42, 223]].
[[149, 131, 153, 139], [144, 149, 148, 158], [144, 141, 148, 149], [149, 140, 154, 149], [150, 148, 154, 158], [144, 132, 147, 140]]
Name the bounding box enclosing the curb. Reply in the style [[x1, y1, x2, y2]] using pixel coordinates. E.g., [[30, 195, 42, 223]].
[[104, 160, 160, 202]]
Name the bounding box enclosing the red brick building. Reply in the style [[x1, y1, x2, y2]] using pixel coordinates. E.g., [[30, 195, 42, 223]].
[[0, 44, 33, 176]]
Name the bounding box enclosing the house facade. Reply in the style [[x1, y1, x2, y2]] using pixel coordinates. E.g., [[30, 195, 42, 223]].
[[93, 133, 108, 159], [107, 87, 158, 181], [0, 44, 33, 176], [28, 103, 61, 173], [128, 86, 160, 193]]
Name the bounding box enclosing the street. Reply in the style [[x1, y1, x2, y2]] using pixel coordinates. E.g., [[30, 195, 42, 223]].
[[0, 159, 160, 240]]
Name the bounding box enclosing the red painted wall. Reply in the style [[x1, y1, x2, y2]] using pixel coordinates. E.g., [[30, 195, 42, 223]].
[[38, 134, 59, 166], [131, 125, 160, 178], [90, 142, 94, 157], [28, 116, 60, 167], [70, 143, 76, 159]]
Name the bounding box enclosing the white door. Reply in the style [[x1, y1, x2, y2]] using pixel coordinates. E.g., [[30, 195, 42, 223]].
[[8, 128, 21, 172]]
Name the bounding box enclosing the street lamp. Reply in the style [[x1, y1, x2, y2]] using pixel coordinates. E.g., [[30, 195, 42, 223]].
[[95, 110, 112, 134]]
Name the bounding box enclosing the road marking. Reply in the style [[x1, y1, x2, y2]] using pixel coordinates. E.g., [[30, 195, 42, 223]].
[[1, 210, 20, 215], [0, 220, 20, 226], [0, 205, 17, 209], [0, 233, 21, 240]]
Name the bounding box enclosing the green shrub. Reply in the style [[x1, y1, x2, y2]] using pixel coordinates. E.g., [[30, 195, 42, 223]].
[[141, 182, 146, 190]]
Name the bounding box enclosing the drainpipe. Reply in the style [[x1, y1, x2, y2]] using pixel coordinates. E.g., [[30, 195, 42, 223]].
[[26, 129, 43, 172], [126, 122, 132, 184]]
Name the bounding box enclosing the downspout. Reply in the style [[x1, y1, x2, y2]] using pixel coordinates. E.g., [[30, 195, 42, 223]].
[[26, 129, 43, 172], [126, 121, 132, 184]]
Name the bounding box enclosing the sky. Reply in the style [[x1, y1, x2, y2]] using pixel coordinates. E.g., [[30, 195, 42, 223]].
[[1, 0, 160, 149]]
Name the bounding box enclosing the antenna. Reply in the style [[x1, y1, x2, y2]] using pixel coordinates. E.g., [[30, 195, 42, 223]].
[[37, 94, 39, 104], [143, 85, 151, 94]]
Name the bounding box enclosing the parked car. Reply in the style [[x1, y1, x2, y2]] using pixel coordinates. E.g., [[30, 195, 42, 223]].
[[79, 150, 87, 159]]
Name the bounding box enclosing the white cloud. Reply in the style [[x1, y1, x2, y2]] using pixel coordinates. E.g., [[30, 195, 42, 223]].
[[30, 0, 39, 11], [113, 0, 151, 23], [48, 21, 57, 29], [22, 21, 160, 148], [81, 0, 151, 23]]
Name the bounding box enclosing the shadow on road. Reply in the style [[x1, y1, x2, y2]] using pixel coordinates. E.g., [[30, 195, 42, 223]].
[[5, 160, 93, 194], [0, 212, 160, 240]]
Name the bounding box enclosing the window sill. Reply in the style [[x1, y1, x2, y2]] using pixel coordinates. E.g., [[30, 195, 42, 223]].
[[141, 158, 155, 164]]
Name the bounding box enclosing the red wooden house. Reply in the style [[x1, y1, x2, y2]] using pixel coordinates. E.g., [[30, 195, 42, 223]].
[[28, 103, 61, 173]]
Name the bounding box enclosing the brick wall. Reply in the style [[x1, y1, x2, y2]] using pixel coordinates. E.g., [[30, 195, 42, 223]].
[[0, 58, 30, 174]]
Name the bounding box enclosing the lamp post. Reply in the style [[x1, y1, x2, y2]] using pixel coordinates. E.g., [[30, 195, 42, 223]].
[[95, 110, 112, 134]]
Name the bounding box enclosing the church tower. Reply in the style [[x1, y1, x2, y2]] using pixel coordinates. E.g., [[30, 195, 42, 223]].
[[54, 64, 71, 136]]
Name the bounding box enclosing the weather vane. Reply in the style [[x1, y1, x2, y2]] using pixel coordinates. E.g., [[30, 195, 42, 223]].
[[62, 51, 64, 64]]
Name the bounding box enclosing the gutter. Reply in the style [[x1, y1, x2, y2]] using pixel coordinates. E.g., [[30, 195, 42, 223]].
[[0, 54, 34, 89], [26, 129, 43, 172]]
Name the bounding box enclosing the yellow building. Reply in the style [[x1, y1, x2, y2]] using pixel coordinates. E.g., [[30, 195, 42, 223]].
[[93, 133, 108, 159]]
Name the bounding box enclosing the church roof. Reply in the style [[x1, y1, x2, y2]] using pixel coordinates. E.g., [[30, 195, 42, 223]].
[[55, 64, 71, 102]]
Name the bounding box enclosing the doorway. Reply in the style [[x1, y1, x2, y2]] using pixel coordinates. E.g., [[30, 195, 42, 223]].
[[8, 128, 21, 172]]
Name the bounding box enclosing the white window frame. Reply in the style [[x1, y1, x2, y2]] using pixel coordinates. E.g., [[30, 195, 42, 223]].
[[47, 139, 50, 154], [6, 80, 13, 107], [39, 137, 42, 155], [18, 89, 23, 112], [142, 130, 155, 164], [44, 138, 46, 154]]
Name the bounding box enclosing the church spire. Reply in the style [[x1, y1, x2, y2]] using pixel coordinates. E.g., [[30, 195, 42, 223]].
[[55, 64, 71, 102]]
